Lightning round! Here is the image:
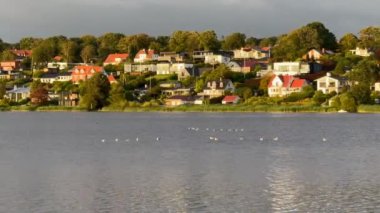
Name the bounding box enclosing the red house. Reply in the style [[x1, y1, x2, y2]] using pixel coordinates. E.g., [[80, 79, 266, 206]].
[[103, 53, 129, 66], [71, 65, 104, 84]]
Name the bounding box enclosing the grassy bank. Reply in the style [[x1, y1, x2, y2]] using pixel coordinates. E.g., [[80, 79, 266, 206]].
[[102, 104, 336, 113], [8, 104, 380, 113], [358, 105, 380, 113]]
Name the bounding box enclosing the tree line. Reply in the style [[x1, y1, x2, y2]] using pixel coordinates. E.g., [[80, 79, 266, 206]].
[[1, 22, 378, 66]]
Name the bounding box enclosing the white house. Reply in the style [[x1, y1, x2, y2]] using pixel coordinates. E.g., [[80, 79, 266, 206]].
[[204, 54, 230, 65], [268, 75, 308, 97], [272, 62, 310, 76], [5, 86, 30, 102], [134, 49, 158, 63], [124, 63, 157, 73], [314, 72, 348, 94], [156, 63, 194, 75], [233, 47, 269, 59], [350, 47, 373, 57], [198, 79, 235, 98]]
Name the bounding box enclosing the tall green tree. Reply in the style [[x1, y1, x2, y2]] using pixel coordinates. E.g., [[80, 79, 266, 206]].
[[97, 33, 124, 60], [80, 45, 97, 63], [222, 33, 246, 50], [339, 33, 359, 52], [108, 83, 127, 109], [19, 37, 43, 49], [199, 30, 220, 52], [273, 22, 337, 61], [169, 31, 200, 53], [80, 73, 111, 110], [60, 40, 78, 62], [358, 26, 380, 48], [1, 50, 16, 61]]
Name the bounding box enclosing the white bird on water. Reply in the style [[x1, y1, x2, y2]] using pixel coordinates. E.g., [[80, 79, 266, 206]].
[[322, 137, 327, 142], [136, 137, 139, 142], [101, 139, 106, 143], [156, 137, 160, 141], [259, 137, 264, 141], [115, 138, 119, 142], [239, 137, 244, 141], [125, 139, 130, 142], [273, 137, 278, 141]]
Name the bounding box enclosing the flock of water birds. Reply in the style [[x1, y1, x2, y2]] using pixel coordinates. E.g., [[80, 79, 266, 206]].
[[99, 126, 328, 144]]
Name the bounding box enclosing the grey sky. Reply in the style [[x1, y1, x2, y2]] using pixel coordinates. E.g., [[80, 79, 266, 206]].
[[0, 0, 378, 43]]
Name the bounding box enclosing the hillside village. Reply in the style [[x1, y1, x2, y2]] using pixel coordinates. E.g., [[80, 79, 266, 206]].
[[0, 22, 380, 112]]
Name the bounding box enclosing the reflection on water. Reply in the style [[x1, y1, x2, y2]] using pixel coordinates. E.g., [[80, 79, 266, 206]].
[[0, 112, 379, 212]]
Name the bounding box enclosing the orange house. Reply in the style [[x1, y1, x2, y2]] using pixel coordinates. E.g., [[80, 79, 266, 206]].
[[71, 65, 104, 84]]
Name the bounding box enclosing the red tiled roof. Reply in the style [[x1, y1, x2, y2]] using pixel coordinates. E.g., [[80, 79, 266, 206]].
[[107, 75, 117, 83], [11, 49, 32, 57], [54, 56, 63, 61], [223, 95, 239, 102], [104, 53, 129, 64], [71, 65, 103, 75], [261, 47, 271, 52], [290, 79, 306, 88], [268, 75, 306, 88], [135, 49, 156, 59]]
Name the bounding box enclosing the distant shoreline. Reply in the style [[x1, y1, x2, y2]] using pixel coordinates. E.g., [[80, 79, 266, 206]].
[[2, 104, 380, 113]]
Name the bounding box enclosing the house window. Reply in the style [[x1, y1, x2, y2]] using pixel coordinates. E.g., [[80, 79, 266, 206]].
[[329, 82, 336, 87], [319, 82, 326, 88]]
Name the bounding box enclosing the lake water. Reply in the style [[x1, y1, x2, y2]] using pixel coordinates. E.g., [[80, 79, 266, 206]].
[[0, 112, 379, 212]]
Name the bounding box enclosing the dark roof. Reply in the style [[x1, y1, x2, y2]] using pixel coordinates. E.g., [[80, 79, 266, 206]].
[[58, 72, 72, 77], [41, 73, 59, 79], [184, 67, 200, 76]]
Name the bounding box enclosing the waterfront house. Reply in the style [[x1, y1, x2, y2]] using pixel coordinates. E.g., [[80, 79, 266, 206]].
[[314, 72, 348, 94], [5, 86, 30, 102], [134, 49, 158, 63], [103, 53, 129, 66], [268, 75, 308, 97], [222, 95, 240, 104], [162, 88, 192, 97], [58, 91, 79, 107], [165, 95, 200, 106], [198, 79, 235, 98]]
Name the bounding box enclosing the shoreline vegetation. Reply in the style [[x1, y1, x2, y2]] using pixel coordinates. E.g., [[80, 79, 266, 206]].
[[2, 104, 380, 113]]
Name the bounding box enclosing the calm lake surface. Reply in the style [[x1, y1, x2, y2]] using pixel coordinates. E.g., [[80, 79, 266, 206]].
[[0, 112, 379, 212]]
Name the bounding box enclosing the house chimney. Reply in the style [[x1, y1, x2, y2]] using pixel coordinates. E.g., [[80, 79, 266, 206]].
[[326, 72, 331, 77], [220, 81, 224, 88]]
